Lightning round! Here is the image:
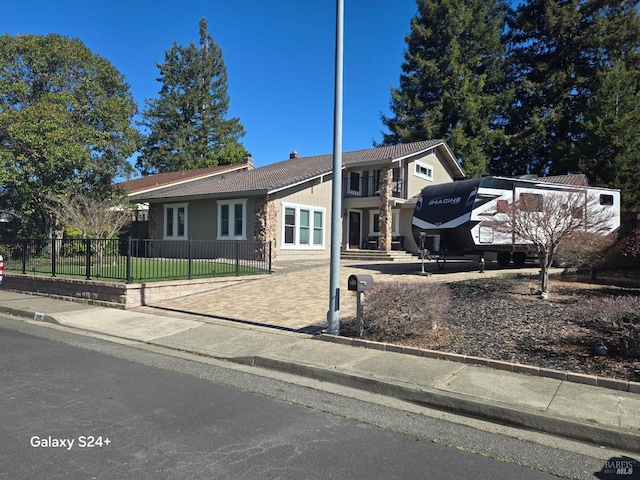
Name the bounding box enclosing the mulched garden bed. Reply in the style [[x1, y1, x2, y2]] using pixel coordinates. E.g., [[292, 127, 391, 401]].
[[347, 273, 640, 383]]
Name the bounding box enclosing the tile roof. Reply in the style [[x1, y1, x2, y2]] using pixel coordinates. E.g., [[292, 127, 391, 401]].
[[118, 163, 252, 195], [537, 174, 590, 186], [132, 140, 463, 201]]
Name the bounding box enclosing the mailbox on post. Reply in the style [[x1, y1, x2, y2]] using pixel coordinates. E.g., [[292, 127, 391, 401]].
[[347, 274, 373, 292], [348, 274, 373, 337]]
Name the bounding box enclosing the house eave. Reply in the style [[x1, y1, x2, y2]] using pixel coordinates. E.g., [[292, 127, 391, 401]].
[[267, 171, 336, 195], [138, 189, 269, 204]]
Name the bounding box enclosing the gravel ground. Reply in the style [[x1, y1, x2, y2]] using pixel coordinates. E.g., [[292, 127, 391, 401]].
[[353, 273, 640, 382]]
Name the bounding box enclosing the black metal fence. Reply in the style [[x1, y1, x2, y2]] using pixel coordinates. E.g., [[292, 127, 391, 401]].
[[0, 238, 272, 283]]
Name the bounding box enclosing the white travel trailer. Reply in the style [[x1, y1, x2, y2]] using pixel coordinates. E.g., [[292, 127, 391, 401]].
[[411, 175, 620, 267]]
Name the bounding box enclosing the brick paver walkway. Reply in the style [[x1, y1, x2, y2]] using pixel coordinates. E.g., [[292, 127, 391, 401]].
[[135, 258, 547, 332]]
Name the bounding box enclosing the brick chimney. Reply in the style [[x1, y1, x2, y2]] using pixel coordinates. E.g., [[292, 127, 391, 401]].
[[242, 154, 253, 167], [289, 151, 300, 159]]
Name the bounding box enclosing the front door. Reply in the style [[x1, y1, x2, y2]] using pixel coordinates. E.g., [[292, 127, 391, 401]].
[[348, 211, 361, 249]]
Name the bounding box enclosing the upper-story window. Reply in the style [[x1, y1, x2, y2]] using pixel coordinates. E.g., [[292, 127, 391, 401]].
[[414, 161, 434, 181]]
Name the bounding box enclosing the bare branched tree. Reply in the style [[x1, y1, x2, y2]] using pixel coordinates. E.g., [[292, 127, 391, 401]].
[[45, 192, 134, 265], [490, 190, 617, 298], [47, 193, 133, 239]]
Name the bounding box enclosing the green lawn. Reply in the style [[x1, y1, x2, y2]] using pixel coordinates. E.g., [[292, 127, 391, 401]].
[[5, 256, 269, 283]]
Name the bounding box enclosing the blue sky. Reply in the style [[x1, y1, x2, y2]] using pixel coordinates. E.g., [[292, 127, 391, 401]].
[[2, 0, 418, 171]]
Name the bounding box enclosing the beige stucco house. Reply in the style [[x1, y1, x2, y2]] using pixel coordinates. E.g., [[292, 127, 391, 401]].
[[127, 140, 465, 260]]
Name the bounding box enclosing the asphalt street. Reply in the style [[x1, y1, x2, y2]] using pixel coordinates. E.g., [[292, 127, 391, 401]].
[[0, 316, 628, 479]]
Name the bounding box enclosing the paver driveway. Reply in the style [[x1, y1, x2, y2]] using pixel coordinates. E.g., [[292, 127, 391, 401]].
[[134, 258, 547, 332]]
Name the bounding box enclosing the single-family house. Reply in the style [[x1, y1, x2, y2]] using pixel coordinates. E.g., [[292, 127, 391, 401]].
[[128, 140, 465, 260], [118, 161, 254, 240]]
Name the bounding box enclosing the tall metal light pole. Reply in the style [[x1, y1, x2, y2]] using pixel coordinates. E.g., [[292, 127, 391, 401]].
[[327, 0, 344, 335]]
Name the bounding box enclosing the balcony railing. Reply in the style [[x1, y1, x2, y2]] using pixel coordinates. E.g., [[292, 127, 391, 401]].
[[343, 178, 405, 199]]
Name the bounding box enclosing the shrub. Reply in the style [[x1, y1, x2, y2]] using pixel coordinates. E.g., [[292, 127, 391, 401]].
[[620, 229, 640, 258], [362, 281, 451, 342], [570, 295, 640, 358], [556, 230, 616, 276]]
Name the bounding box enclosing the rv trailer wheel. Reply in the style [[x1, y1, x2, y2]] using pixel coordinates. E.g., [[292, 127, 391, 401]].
[[496, 251, 512, 267], [512, 251, 527, 266]]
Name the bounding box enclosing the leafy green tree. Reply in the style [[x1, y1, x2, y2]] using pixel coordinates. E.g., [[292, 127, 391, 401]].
[[0, 33, 139, 238], [496, 0, 640, 177], [579, 61, 640, 210], [137, 18, 247, 175], [379, 0, 510, 178]]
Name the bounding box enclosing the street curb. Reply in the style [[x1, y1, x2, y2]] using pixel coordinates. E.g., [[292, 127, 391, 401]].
[[247, 355, 640, 454], [316, 334, 640, 394], [4, 304, 640, 453], [0, 305, 59, 325]]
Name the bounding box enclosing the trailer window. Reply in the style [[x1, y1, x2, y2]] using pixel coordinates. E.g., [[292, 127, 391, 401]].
[[519, 193, 543, 212], [600, 194, 614, 206]]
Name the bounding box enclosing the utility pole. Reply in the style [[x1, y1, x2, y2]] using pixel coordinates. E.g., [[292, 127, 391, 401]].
[[327, 0, 344, 336]]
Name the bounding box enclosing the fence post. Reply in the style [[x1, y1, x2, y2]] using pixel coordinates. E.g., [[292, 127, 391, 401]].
[[188, 239, 193, 280], [21, 238, 27, 274], [268, 241, 272, 273], [126, 237, 133, 284], [51, 234, 56, 277], [235, 241, 240, 276], [85, 238, 91, 280]]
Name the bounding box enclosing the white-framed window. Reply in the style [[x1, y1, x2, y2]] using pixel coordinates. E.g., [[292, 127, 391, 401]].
[[164, 203, 188, 239], [369, 210, 400, 236], [217, 199, 247, 240], [282, 203, 325, 249], [414, 160, 434, 181]]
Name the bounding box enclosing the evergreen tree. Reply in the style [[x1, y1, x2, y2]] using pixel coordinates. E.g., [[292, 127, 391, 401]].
[[137, 18, 247, 175], [579, 61, 640, 210], [379, 0, 510, 178], [496, 0, 640, 177]]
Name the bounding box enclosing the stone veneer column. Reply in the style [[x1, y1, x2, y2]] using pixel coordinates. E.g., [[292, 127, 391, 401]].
[[148, 206, 158, 239], [378, 167, 392, 251], [254, 196, 277, 259]]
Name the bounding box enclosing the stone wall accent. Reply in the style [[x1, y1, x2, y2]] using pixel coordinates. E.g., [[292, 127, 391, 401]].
[[148, 204, 159, 239], [254, 195, 278, 259], [378, 167, 392, 251]]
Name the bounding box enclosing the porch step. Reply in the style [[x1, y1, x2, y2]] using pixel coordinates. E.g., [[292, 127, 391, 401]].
[[340, 250, 417, 262]]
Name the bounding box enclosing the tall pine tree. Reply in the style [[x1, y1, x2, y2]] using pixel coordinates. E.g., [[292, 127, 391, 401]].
[[379, 0, 510, 178], [579, 61, 640, 210], [497, 0, 640, 177], [137, 18, 247, 175]]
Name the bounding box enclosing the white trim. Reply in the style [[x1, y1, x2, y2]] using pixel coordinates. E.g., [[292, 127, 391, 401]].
[[414, 160, 434, 181], [281, 202, 326, 250], [163, 203, 188, 239], [369, 209, 400, 236], [217, 199, 247, 240]]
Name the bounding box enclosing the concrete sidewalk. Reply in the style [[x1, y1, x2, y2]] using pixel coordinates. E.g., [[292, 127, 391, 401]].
[[0, 288, 639, 455]]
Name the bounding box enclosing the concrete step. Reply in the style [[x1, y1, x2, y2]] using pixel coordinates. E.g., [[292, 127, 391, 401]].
[[340, 250, 417, 262]]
